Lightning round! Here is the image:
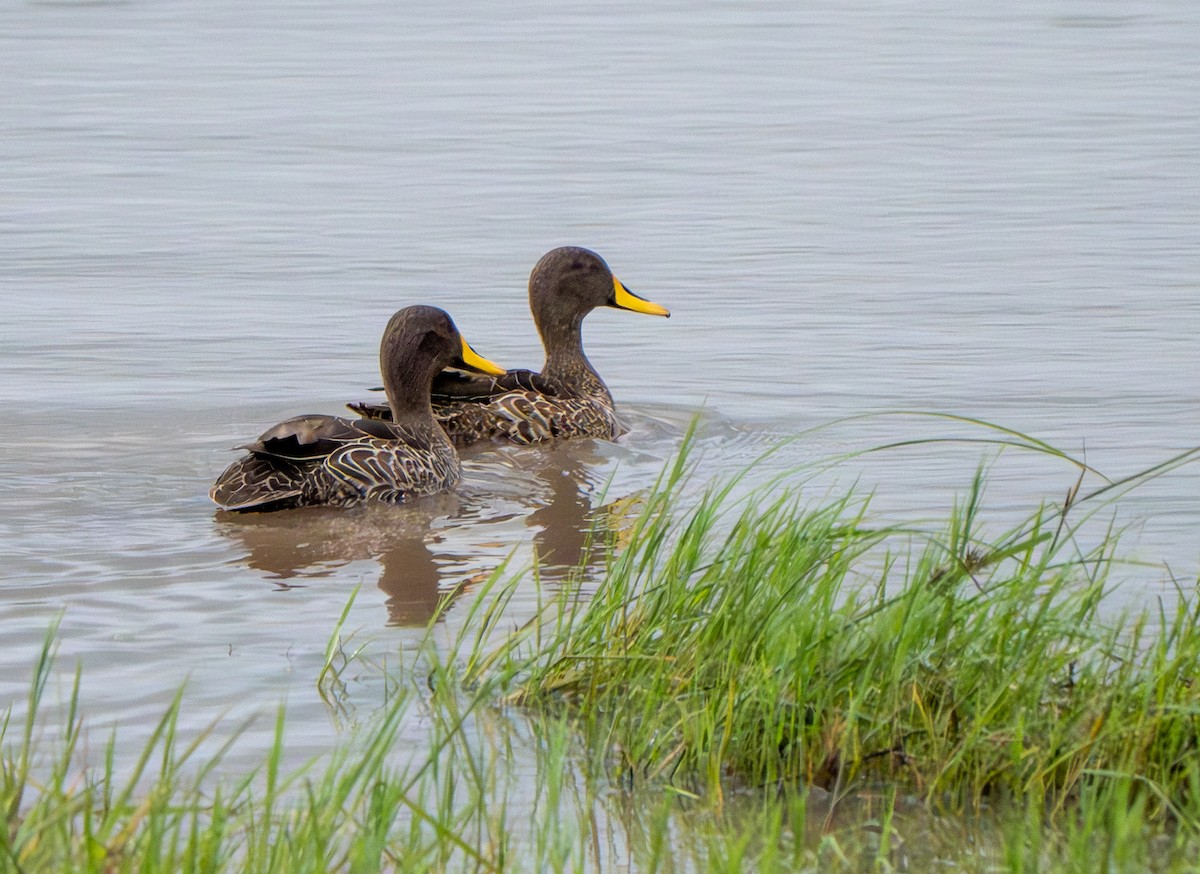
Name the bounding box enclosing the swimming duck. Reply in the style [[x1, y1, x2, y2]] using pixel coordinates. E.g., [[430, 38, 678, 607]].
[[347, 247, 670, 445], [211, 306, 504, 512]]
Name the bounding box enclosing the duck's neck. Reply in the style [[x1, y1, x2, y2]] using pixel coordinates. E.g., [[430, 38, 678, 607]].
[[539, 315, 611, 401], [385, 379, 444, 445]]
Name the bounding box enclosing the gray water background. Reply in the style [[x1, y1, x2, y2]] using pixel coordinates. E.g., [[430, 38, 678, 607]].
[[2, 0, 1198, 792]]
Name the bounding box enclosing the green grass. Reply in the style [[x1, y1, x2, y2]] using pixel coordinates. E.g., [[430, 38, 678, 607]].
[[5, 426, 1200, 872], [488, 430, 1200, 824]]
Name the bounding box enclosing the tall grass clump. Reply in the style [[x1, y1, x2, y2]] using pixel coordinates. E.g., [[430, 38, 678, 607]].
[[501, 438, 1200, 825]]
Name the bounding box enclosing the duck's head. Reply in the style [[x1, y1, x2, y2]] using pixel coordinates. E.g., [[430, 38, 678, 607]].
[[380, 306, 504, 410], [528, 247, 670, 340]]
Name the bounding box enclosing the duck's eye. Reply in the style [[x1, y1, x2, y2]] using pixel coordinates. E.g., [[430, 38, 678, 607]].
[[418, 330, 444, 355]]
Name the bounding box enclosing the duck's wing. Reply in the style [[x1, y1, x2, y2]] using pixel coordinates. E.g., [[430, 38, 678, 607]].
[[437, 389, 621, 446], [212, 415, 398, 511], [242, 414, 396, 459], [210, 454, 308, 512], [438, 391, 558, 445]]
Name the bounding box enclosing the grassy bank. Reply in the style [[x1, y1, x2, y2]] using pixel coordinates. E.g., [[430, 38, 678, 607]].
[[5, 433, 1200, 871], [495, 438, 1200, 822]]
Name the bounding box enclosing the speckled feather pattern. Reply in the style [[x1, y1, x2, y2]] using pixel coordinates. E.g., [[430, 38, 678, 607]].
[[210, 416, 461, 511], [434, 389, 623, 445]]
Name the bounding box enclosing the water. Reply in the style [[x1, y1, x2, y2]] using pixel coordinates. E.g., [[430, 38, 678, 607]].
[[2, 0, 1198, 811]]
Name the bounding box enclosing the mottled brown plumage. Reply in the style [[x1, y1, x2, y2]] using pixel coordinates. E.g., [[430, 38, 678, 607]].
[[211, 306, 503, 512], [347, 247, 669, 446]]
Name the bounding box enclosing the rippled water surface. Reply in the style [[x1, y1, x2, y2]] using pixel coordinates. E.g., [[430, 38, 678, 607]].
[[2, 0, 1198, 785]]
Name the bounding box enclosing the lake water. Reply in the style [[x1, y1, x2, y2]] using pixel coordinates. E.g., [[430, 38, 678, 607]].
[[2, 0, 1198, 830]]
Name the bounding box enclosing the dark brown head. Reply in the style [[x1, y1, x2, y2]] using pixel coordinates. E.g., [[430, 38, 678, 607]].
[[528, 247, 669, 363], [379, 306, 503, 417]]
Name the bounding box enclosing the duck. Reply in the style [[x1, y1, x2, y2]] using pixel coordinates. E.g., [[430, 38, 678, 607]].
[[347, 247, 670, 445], [210, 305, 505, 512]]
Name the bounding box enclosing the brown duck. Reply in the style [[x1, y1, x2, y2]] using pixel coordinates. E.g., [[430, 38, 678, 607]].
[[348, 247, 670, 445], [211, 306, 504, 512]]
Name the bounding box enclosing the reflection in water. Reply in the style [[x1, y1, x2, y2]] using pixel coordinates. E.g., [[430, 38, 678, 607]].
[[525, 445, 602, 576], [479, 440, 636, 582], [215, 438, 643, 624], [216, 494, 478, 626]]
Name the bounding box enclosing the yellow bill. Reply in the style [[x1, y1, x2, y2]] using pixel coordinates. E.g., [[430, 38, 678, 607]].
[[611, 277, 670, 317], [456, 337, 507, 376]]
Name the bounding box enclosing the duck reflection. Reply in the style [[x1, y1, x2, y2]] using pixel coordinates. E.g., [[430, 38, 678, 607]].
[[215, 494, 476, 626], [474, 439, 632, 582], [216, 439, 640, 624]]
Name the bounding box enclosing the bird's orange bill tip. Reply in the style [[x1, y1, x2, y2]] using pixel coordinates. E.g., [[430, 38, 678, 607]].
[[457, 337, 507, 376], [612, 277, 670, 317]]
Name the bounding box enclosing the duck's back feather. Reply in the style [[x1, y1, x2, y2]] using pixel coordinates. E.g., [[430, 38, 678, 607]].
[[210, 454, 307, 511], [457, 391, 621, 444], [211, 414, 460, 511]]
